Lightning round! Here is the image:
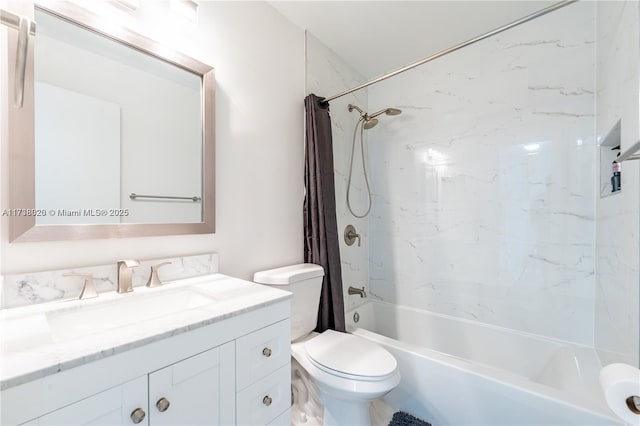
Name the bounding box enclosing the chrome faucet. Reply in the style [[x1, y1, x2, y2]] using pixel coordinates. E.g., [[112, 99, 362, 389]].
[[348, 286, 367, 298], [117, 259, 140, 293]]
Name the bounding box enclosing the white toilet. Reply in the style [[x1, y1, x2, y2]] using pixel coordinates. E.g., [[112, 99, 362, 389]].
[[253, 263, 400, 426]]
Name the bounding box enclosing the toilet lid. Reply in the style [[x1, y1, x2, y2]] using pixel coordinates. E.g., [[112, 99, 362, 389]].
[[304, 330, 397, 379]]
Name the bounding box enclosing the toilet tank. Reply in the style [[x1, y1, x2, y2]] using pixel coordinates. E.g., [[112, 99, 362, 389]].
[[253, 264, 324, 341]]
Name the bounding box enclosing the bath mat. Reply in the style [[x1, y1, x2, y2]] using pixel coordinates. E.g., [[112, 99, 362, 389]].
[[388, 410, 431, 426]]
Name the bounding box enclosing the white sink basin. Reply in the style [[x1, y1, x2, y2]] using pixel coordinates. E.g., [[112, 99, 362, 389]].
[[46, 288, 217, 342]]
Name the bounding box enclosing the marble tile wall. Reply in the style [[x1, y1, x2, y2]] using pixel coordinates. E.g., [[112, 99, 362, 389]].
[[594, 1, 640, 366], [305, 33, 370, 312], [1, 253, 218, 309], [367, 2, 597, 344]]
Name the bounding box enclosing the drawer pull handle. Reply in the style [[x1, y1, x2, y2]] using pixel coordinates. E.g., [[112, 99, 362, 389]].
[[263, 395, 273, 406], [262, 347, 272, 357], [156, 397, 171, 412], [130, 408, 146, 424]]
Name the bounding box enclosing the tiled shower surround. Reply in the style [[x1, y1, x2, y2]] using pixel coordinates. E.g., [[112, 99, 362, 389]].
[[594, 1, 640, 366], [302, 0, 639, 363], [366, 2, 598, 345]]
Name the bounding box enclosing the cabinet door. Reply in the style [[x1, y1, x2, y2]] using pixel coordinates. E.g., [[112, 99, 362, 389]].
[[23, 376, 147, 426], [148, 342, 235, 426]]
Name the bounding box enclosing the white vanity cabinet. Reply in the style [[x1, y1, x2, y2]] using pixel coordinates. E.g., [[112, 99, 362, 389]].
[[22, 342, 236, 426], [1, 295, 291, 426]]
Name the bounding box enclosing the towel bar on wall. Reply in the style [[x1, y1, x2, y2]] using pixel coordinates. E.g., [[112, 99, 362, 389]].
[[129, 193, 201, 202], [617, 140, 640, 162]]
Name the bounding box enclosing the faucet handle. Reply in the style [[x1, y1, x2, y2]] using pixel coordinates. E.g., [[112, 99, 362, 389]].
[[63, 273, 98, 300], [146, 262, 172, 288]]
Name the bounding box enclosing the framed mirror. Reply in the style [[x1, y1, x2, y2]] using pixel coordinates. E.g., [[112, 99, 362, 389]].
[[6, 1, 215, 242]]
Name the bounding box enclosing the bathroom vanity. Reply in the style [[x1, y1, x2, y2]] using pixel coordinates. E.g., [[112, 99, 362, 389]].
[[0, 274, 292, 425]]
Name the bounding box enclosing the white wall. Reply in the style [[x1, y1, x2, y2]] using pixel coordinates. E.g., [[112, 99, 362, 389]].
[[0, 1, 305, 281], [594, 0, 640, 367], [367, 1, 597, 344], [305, 33, 370, 312]]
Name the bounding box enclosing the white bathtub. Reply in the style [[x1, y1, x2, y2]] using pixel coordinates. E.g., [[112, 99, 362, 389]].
[[346, 301, 623, 426]]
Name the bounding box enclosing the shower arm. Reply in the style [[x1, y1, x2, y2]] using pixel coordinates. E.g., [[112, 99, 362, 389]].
[[348, 104, 369, 120]]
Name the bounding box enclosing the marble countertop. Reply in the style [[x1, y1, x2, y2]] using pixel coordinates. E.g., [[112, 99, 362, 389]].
[[0, 274, 291, 390]]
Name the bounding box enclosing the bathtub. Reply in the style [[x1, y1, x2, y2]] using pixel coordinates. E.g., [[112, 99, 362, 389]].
[[346, 300, 623, 426]]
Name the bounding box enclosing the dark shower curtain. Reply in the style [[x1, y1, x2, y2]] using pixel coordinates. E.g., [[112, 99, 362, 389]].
[[303, 94, 346, 333]]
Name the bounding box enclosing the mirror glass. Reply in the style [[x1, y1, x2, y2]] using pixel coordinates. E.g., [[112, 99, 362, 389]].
[[34, 8, 202, 225], [7, 2, 214, 241]]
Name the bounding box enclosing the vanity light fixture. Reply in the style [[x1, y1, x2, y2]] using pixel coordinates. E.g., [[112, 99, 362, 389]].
[[170, 0, 198, 23]]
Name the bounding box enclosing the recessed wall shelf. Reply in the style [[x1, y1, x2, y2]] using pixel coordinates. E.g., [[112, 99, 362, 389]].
[[599, 120, 621, 198]]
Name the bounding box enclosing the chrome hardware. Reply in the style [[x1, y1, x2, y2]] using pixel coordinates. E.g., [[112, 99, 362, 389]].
[[0, 9, 36, 108], [626, 395, 640, 414], [117, 259, 140, 293], [353, 312, 360, 323], [130, 408, 146, 424], [324, 1, 576, 103], [14, 16, 28, 108], [344, 225, 361, 247], [130, 193, 201, 202], [348, 286, 367, 298], [156, 397, 170, 413], [262, 395, 272, 406], [0, 10, 36, 34], [63, 273, 98, 299], [146, 262, 172, 288], [262, 347, 272, 357]]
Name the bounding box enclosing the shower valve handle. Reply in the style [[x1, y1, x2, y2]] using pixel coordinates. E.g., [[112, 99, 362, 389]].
[[344, 225, 361, 247]]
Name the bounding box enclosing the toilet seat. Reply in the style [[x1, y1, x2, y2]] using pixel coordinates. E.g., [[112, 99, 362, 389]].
[[304, 330, 397, 381]]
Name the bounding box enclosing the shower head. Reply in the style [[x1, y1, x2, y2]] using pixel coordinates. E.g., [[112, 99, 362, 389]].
[[363, 118, 379, 129], [348, 104, 401, 130], [369, 107, 403, 119]]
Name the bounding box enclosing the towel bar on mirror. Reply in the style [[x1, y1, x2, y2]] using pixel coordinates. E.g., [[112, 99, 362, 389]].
[[129, 193, 202, 202]]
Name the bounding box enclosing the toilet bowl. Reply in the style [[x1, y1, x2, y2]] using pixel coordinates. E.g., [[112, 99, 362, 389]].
[[253, 264, 400, 425], [293, 330, 400, 425]]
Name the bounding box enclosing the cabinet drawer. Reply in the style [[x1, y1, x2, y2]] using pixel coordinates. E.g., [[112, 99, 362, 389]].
[[236, 319, 290, 390], [236, 364, 291, 426]]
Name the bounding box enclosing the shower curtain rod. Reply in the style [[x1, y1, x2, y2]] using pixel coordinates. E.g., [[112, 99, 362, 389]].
[[324, 0, 577, 103]]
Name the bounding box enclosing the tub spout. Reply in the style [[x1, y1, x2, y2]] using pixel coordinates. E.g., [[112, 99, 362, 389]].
[[348, 286, 367, 298]]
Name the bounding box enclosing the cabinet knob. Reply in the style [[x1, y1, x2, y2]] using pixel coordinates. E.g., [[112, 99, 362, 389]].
[[262, 395, 272, 406], [262, 347, 272, 357], [130, 408, 146, 424], [156, 397, 171, 412]]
